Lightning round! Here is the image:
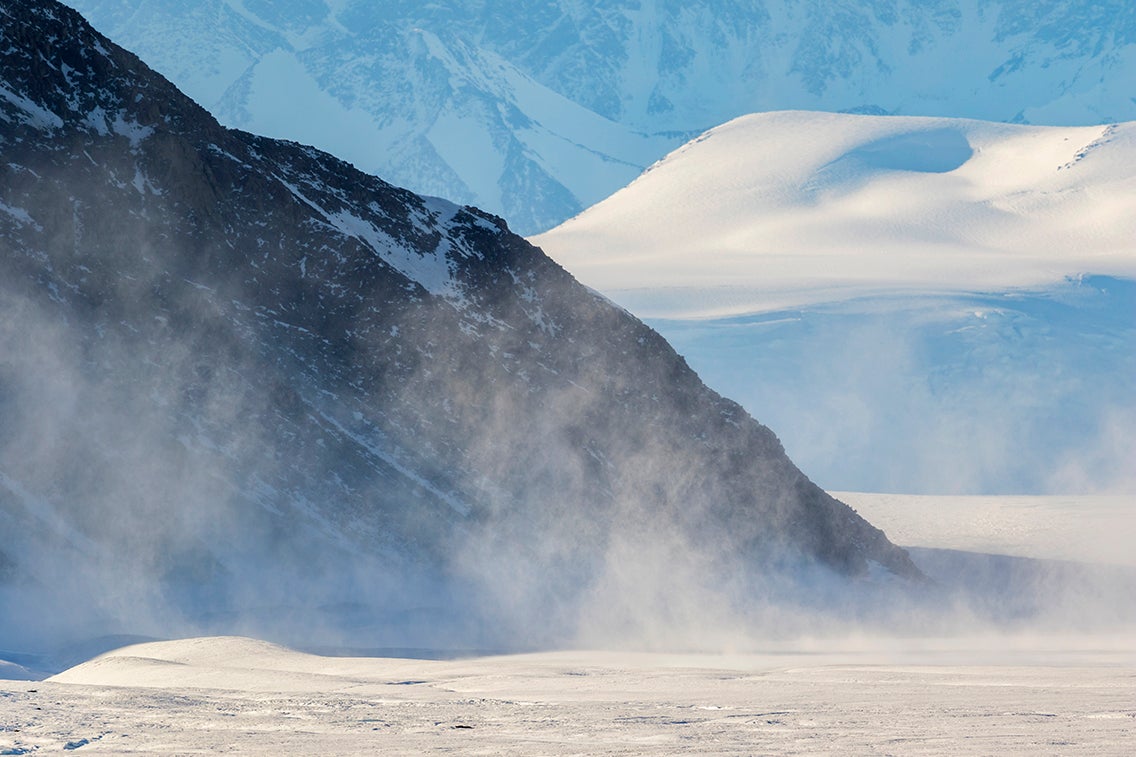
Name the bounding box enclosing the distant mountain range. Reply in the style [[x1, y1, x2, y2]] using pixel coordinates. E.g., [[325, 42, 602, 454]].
[[64, 0, 1136, 233], [0, 0, 921, 653], [534, 111, 1136, 494]]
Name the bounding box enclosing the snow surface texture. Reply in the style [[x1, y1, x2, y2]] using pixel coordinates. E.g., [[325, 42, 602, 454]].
[[534, 112, 1136, 494], [0, 636, 1133, 754], [64, 0, 1136, 233]]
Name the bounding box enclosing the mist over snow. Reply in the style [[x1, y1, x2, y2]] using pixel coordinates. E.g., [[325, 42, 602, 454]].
[[62, 0, 1136, 233], [534, 112, 1136, 495], [2, 0, 1024, 665]]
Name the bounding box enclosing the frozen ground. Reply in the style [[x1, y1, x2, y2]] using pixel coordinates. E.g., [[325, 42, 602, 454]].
[[1, 493, 1134, 754], [1, 637, 1134, 755]]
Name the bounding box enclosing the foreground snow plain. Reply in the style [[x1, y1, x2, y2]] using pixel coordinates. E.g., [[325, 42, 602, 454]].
[[0, 636, 1132, 755], [2, 493, 1133, 754]]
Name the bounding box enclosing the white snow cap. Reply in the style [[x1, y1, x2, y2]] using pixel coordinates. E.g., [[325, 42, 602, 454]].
[[534, 111, 1136, 318]]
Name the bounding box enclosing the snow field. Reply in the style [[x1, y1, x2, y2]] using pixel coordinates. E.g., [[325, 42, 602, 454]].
[[837, 491, 1136, 567], [1, 637, 1133, 754], [534, 112, 1136, 319]]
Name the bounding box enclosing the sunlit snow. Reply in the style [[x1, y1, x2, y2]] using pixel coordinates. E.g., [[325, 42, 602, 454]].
[[1, 631, 1133, 753], [534, 111, 1136, 494], [534, 112, 1136, 318]]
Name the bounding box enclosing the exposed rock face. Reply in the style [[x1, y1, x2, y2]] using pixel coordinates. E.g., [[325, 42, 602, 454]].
[[0, 0, 919, 648]]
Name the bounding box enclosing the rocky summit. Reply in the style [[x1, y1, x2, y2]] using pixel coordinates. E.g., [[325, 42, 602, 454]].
[[0, 0, 918, 651]]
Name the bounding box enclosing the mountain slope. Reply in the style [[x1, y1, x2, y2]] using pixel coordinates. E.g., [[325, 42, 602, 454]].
[[64, 0, 1136, 233], [0, 0, 918, 653], [533, 112, 1136, 493]]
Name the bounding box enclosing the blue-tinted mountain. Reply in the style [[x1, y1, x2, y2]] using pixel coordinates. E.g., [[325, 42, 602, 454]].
[[63, 0, 1136, 232]]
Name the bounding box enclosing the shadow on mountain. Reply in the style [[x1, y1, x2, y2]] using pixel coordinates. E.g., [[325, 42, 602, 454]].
[[807, 127, 974, 194]]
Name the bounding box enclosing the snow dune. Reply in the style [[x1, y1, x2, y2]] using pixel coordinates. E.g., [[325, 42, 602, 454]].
[[534, 111, 1136, 319], [48, 636, 455, 694]]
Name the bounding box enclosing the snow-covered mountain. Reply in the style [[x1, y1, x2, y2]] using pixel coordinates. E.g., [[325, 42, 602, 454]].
[[0, 0, 922, 653], [533, 112, 1136, 494], [63, 0, 1136, 233]]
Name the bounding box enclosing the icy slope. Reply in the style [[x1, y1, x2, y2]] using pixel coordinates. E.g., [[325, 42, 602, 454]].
[[64, 0, 1136, 232], [534, 112, 1136, 493]]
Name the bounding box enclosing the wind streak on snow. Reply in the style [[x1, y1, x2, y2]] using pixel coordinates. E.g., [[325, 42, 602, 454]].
[[0, 201, 41, 230], [275, 176, 460, 298], [0, 85, 63, 129]]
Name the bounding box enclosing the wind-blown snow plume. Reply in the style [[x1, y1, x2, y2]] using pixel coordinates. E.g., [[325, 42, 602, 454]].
[[1, 0, 932, 658], [3, 3, 1132, 666]]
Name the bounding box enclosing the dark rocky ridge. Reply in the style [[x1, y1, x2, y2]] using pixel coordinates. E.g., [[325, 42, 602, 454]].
[[0, 0, 920, 647]]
